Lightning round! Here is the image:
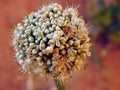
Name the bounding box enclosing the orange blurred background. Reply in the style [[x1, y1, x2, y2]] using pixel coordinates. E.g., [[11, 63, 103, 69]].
[[0, 0, 120, 90]]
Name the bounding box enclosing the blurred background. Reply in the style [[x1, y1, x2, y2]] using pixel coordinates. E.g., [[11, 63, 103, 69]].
[[0, 0, 120, 90]]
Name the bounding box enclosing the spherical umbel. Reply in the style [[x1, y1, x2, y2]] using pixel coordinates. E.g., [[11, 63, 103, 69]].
[[12, 3, 91, 81]]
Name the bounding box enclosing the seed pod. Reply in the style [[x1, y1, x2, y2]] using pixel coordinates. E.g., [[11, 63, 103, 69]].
[[29, 43, 36, 48], [53, 7, 58, 12], [19, 54, 23, 59], [39, 42, 45, 50], [46, 34, 52, 39], [56, 41, 61, 47], [74, 40, 80, 46], [36, 57, 41, 62], [38, 30, 43, 37], [57, 11, 62, 15], [65, 43, 69, 48], [42, 37, 47, 42], [52, 24, 56, 29], [49, 27, 54, 32], [39, 52, 43, 56], [56, 26, 61, 31], [48, 66, 53, 72], [46, 46, 53, 54], [28, 36, 34, 42], [44, 29, 49, 34], [35, 40, 39, 44], [68, 40, 74, 46], [18, 60, 24, 65], [54, 14, 58, 18], [46, 60, 51, 65], [25, 29, 31, 35], [48, 39, 55, 45], [49, 12, 54, 17], [26, 58, 32, 64], [32, 49, 38, 54], [61, 50, 66, 55], [17, 24, 24, 30], [59, 45, 65, 50], [60, 37, 66, 44], [45, 21, 50, 26]]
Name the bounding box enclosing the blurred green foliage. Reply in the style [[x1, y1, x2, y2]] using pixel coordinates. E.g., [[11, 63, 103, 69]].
[[89, 0, 120, 42]]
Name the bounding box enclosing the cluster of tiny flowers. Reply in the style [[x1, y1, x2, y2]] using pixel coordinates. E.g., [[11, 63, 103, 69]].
[[12, 3, 91, 80]]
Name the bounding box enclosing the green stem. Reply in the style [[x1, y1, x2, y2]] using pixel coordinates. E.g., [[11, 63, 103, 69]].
[[54, 79, 66, 90]]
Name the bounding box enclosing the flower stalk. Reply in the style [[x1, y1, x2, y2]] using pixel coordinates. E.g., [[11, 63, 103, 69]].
[[54, 79, 66, 90], [26, 74, 35, 90]]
